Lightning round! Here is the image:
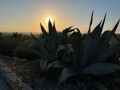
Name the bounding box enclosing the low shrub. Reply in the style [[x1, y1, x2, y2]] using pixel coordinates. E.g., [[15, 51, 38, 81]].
[[14, 40, 39, 60], [0, 35, 23, 56]]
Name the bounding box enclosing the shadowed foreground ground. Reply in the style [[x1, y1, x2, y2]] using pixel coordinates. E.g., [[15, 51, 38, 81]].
[[0, 76, 10, 90]]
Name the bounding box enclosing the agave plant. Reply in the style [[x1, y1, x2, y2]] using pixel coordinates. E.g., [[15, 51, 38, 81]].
[[31, 12, 120, 90], [31, 20, 74, 75], [55, 12, 120, 90]]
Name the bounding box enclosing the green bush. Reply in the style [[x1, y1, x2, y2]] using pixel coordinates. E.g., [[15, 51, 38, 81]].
[[14, 40, 39, 60], [0, 35, 23, 56], [0, 33, 39, 60]]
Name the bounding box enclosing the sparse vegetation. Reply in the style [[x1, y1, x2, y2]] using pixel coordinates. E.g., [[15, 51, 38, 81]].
[[14, 40, 39, 60], [0, 32, 39, 59]]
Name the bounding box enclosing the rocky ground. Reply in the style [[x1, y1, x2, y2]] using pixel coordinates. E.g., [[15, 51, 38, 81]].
[[0, 53, 120, 90], [0, 54, 79, 90]]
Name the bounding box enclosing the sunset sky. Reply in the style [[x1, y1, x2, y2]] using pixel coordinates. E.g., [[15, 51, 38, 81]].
[[0, 0, 120, 33]]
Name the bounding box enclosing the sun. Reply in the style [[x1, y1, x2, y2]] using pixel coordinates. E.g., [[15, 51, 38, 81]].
[[46, 17, 53, 23]]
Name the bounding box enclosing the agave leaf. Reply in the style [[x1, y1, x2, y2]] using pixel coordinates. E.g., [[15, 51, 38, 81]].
[[62, 44, 74, 64], [58, 68, 76, 85], [40, 48, 51, 59], [67, 44, 74, 54], [82, 63, 120, 76], [102, 31, 113, 45], [91, 21, 102, 35], [90, 21, 102, 46], [82, 34, 87, 40], [70, 31, 76, 38], [52, 20, 58, 41], [112, 19, 120, 33], [40, 23, 48, 38], [41, 20, 57, 58], [95, 28, 118, 61], [90, 13, 106, 53], [56, 45, 66, 54], [69, 29, 75, 32], [114, 33, 120, 42], [99, 30, 111, 44], [41, 40, 55, 60], [38, 39, 46, 50], [96, 20, 119, 57], [36, 46, 51, 59], [95, 30, 111, 56], [101, 13, 107, 31], [96, 44, 120, 62], [66, 44, 76, 65], [32, 49, 43, 57], [34, 39, 52, 59], [74, 28, 82, 40], [73, 28, 82, 50], [80, 22, 101, 69], [31, 33, 39, 43], [56, 45, 66, 60], [40, 59, 48, 72], [88, 10, 94, 34], [102, 20, 119, 46], [32, 39, 48, 58], [56, 32, 63, 44], [62, 26, 73, 36], [46, 61, 61, 72], [48, 19, 53, 35], [101, 20, 120, 47], [56, 44, 74, 64], [89, 16, 106, 62], [53, 20, 56, 33]]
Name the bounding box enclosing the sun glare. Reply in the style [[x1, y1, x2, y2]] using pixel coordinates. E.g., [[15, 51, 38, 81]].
[[46, 17, 53, 23]]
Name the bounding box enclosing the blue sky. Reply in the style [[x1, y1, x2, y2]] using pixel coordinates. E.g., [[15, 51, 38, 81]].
[[0, 0, 120, 33]]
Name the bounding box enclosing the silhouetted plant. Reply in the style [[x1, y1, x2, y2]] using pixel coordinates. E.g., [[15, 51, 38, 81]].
[[32, 12, 120, 90], [31, 20, 74, 61], [12, 32, 23, 38], [0, 32, 2, 36]]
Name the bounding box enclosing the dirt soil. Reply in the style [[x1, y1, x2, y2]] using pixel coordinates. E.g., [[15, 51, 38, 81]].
[[0, 54, 120, 90], [0, 54, 79, 90]]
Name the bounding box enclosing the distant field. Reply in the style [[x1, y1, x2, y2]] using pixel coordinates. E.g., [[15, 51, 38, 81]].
[[1, 32, 40, 36]]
